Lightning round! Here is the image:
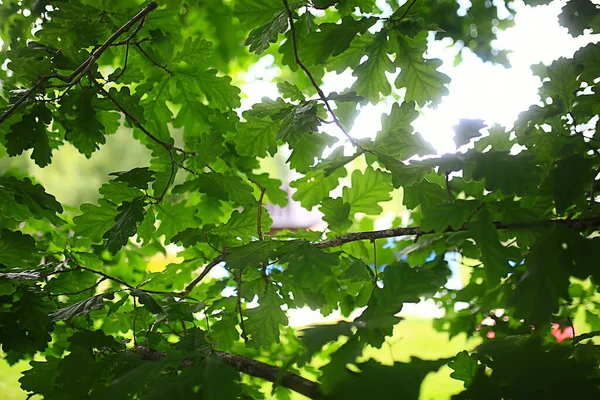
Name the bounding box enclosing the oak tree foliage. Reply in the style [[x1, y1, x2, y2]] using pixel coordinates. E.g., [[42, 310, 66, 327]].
[[0, 0, 599, 398]]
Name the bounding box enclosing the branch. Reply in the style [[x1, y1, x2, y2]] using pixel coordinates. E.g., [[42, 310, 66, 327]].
[[0, 0, 159, 124], [66, 252, 177, 296], [235, 270, 249, 343], [214, 351, 322, 399], [282, 0, 367, 153], [181, 255, 226, 296], [248, 178, 267, 241], [134, 345, 322, 399], [316, 216, 600, 249]]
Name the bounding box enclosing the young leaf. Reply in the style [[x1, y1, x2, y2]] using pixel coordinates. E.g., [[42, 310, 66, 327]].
[[103, 197, 146, 254], [342, 167, 393, 215], [244, 286, 288, 348], [50, 292, 115, 322]]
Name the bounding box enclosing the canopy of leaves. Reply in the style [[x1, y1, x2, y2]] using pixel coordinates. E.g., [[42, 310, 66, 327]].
[[0, 0, 599, 399]]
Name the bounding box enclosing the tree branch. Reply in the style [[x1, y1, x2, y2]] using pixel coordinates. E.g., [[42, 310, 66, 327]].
[[214, 351, 322, 399], [133, 345, 322, 399], [0, 0, 159, 124], [66, 252, 177, 296], [316, 216, 600, 249], [181, 255, 226, 296]]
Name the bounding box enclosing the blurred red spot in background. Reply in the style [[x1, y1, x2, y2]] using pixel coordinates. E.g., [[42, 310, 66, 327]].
[[551, 323, 574, 342]]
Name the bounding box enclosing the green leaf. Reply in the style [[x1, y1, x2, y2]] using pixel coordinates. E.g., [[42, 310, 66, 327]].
[[287, 131, 337, 173], [277, 81, 304, 101], [5, 104, 52, 167], [352, 32, 395, 103], [50, 292, 115, 322], [177, 69, 241, 111], [473, 124, 513, 152], [131, 289, 164, 315], [172, 37, 213, 64], [103, 197, 146, 254], [547, 155, 595, 213], [298, 17, 376, 65], [211, 207, 272, 241], [235, 0, 285, 27], [327, 358, 447, 398], [320, 198, 353, 233], [373, 101, 434, 159], [0, 176, 63, 225], [558, 0, 599, 37], [394, 32, 450, 106], [448, 351, 479, 388], [469, 207, 513, 282], [173, 173, 255, 205], [246, 172, 288, 207], [245, 10, 288, 55], [19, 357, 61, 397], [244, 286, 288, 348], [73, 199, 119, 242], [356, 261, 446, 347], [279, 240, 338, 288], [298, 321, 354, 365], [185, 131, 226, 170], [59, 88, 112, 158], [155, 201, 199, 241], [585, 310, 600, 331], [234, 116, 278, 158], [226, 239, 284, 269], [291, 167, 346, 209], [99, 181, 144, 204], [342, 167, 393, 215], [453, 119, 486, 147], [421, 200, 481, 233], [277, 102, 321, 143], [0, 230, 37, 268], [471, 152, 543, 196], [377, 155, 433, 188], [68, 329, 122, 350], [511, 228, 574, 325], [201, 355, 241, 400], [402, 180, 446, 212], [109, 167, 156, 190], [336, 0, 377, 14]]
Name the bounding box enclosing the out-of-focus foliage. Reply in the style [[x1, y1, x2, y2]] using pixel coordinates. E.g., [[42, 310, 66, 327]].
[[1, 0, 599, 399]]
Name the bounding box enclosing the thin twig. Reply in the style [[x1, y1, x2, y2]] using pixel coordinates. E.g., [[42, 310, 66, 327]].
[[372, 239, 379, 282], [181, 255, 226, 296], [445, 172, 453, 202], [96, 85, 171, 151], [398, 0, 418, 21], [66, 252, 177, 295], [282, 0, 367, 153], [0, 1, 159, 124], [134, 42, 173, 75], [567, 316, 576, 339], [236, 271, 249, 343], [175, 161, 202, 176], [249, 178, 267, 241], [110, 42, 131, 82], [50, 277, 107, 297]]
